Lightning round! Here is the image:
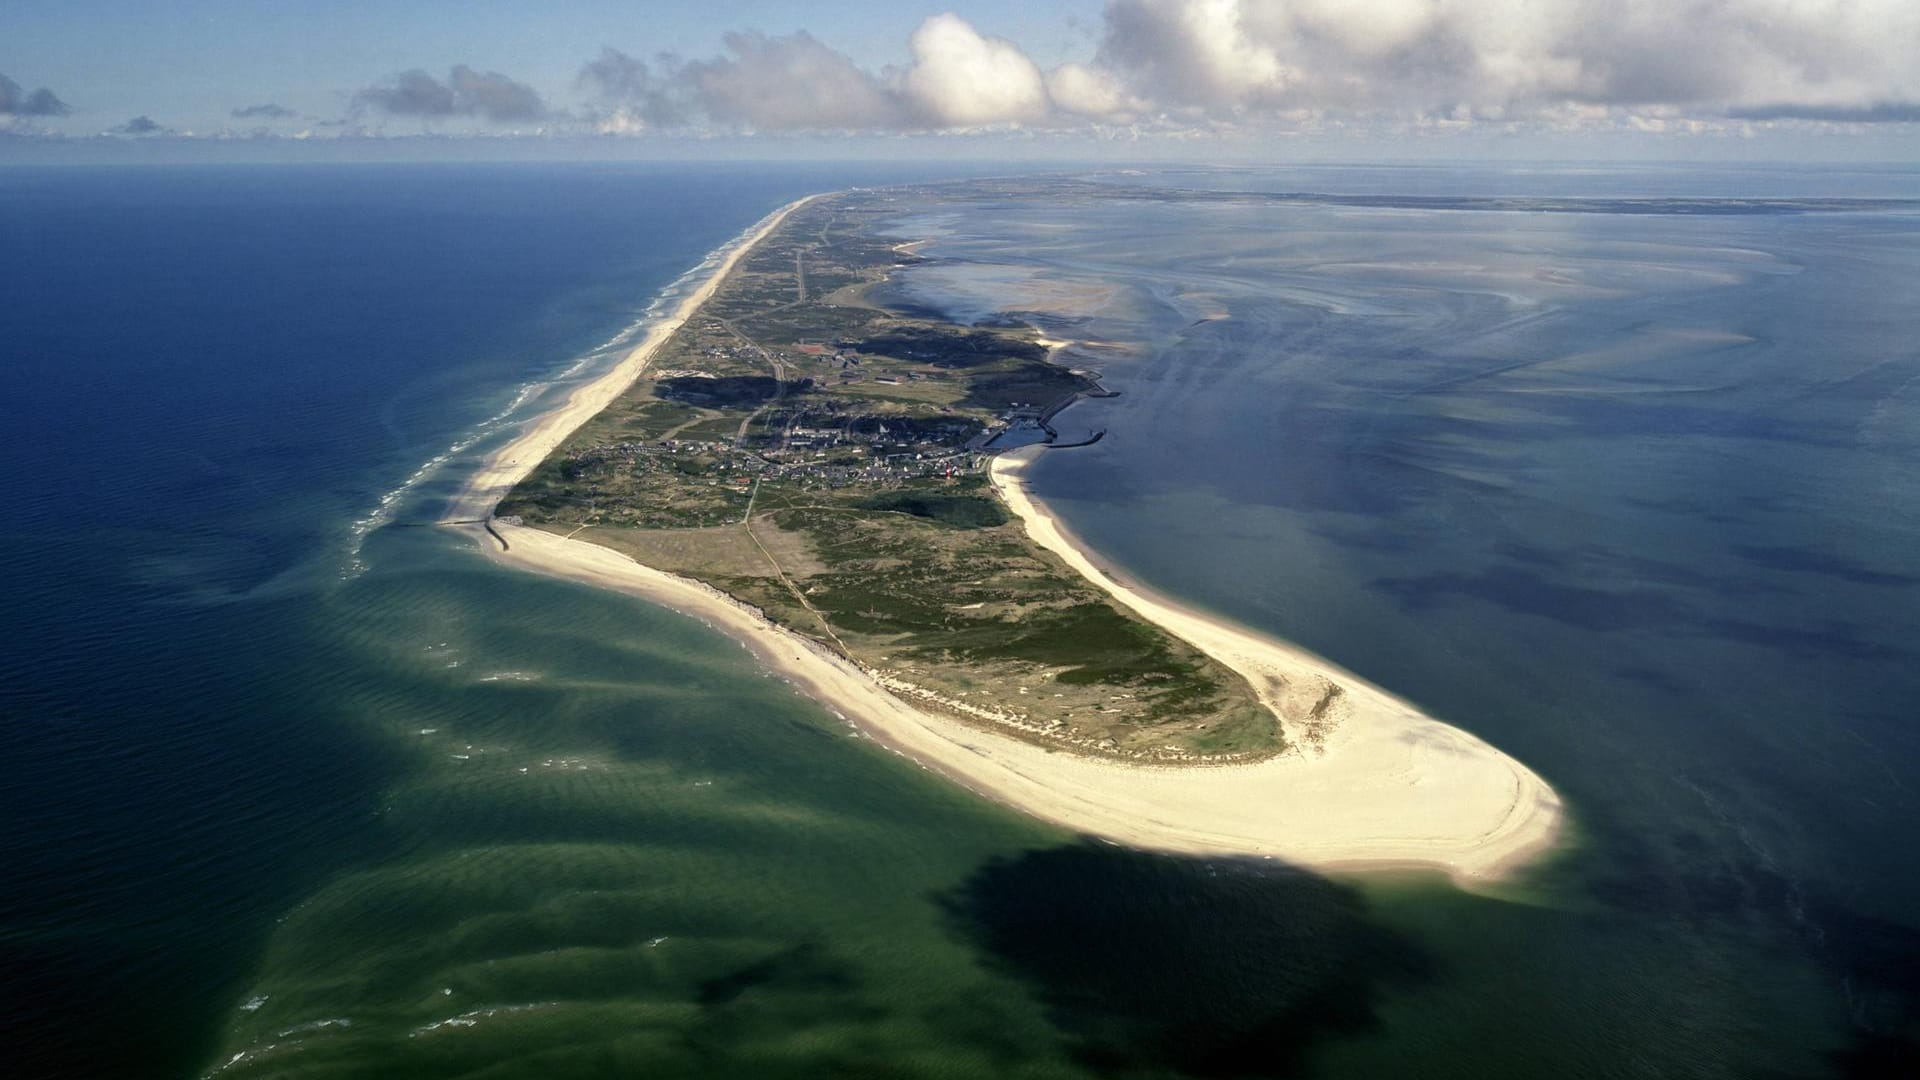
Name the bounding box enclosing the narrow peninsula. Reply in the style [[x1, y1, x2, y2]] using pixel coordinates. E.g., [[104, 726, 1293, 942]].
[[444, 184, 1564, 882]]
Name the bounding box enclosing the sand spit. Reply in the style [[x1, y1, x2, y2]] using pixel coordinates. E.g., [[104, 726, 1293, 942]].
[[443, 195, 1563, 884], [987, 448, 1562, 881]]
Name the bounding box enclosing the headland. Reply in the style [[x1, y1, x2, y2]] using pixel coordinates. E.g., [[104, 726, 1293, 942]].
[[444, 182, 1564, 882]]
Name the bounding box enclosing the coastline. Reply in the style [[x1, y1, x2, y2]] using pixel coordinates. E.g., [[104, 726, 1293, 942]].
[[440, 194, 824, 526], [443, 194, 1564, 884], [988, 446, 1564, 880]]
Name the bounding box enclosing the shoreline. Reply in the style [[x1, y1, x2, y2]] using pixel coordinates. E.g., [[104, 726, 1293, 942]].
[[443, 193, 1564, 884], [988, 446, 1564, 880], [440, 194, 825, 526]]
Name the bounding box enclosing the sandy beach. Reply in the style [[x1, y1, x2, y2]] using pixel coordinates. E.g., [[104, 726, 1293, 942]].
[[444, 198, 1564, 884]]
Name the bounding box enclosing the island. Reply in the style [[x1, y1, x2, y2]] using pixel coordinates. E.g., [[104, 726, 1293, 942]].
[[444, 183, 1564, 882]]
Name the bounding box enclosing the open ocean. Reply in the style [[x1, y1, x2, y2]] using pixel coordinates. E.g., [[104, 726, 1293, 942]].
[[4, 161, 1919, 1078]]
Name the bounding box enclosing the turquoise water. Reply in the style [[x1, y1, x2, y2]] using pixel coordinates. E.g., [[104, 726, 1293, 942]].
[[5, 163, 1919, 1078]]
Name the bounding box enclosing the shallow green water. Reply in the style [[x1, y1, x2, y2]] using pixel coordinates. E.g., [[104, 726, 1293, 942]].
[[209, 523, 1476, 1079], [206, 524, 1056, 1076], [205, 515, 1856, 1078]]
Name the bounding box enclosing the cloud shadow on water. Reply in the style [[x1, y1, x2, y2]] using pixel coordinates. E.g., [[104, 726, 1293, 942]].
[[939, 842, 1433, 1078]]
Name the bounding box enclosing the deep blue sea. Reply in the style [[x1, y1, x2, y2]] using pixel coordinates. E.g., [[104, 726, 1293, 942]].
[[4, 162, 1919, 1079]]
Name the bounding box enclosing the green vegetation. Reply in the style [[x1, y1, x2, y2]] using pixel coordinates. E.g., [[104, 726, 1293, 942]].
[[856, 325, 1047, 368], [655, 375, 811, 408], [857, 486, 1008, 528], [499, 189, 1279, 761], [961, 361, 1089, 413]]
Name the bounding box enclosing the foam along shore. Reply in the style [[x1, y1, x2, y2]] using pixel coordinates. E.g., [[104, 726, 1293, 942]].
[[444, 197, 1563, 884]]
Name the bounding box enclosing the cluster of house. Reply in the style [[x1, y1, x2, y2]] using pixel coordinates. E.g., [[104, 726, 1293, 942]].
[[570, 434, 985, 493]]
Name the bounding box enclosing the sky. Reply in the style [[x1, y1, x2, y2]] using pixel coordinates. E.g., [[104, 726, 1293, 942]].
[[3, 0, 1918, 161]]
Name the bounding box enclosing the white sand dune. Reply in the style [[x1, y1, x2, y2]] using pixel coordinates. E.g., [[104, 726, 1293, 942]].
[[442, 194, 1564, 884]]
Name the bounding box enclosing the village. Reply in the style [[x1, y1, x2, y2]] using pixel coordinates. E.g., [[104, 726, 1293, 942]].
[[557, 424, 988, 498], [552, 327, 1101, 506]]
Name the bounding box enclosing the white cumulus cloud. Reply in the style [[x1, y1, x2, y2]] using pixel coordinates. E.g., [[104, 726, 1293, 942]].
[[901, 13, 1051, 126], [582, 12, 1089, 132], [688, 31, 904, 130], [1093, 0, 1920, 122], [1046, 61, 1143, 118], [569, 1, 1920, 137]]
